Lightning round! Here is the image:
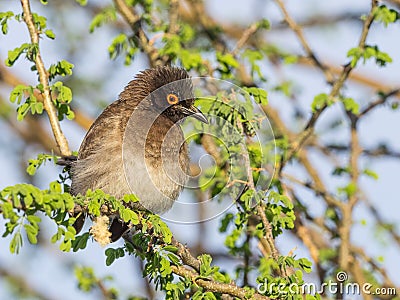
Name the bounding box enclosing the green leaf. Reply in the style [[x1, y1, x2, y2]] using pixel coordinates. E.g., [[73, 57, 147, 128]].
[[72, 233, 90, 252], [35, 102, 43, 114], [243, 87, 268, 105], [5, 43, 30, 66], [373, 5, 399, 27], [17, 103, 30, 121], [107, 33, 137, 65], [338, 182, 357, 197], [60, 239, 72, 252], [167, 253, 181, 266], [240, 189, 255, 210], [204, 292, 217, 300], [0, 11, 14, 35], [319, 248, 337, 262], [283, 55, 298, 64], [242, 49, 265, 80], [120, 208, 138, 224], [9, 84, 28, 104], [105, 248, 116, 266], [342, 97, 359, 114], [105, 248, 125, 266], [192, 289, 204, 300], [162, 245, 178, 253], [297, 257, 312, 273], [122, 194, 139, 203], [51, 81, 74, 120], [148, 215, 172, 243], [363, 169, 379, 180], [89, 7, 116, 33], [48, 60, 74, 80], [51, 228, 64, 243], [44, 29, 55, 39], [257, 19, 270, 30], [216, 52, 239, 74], [374, 48, 392, 66], [198, 254, 219, 277], [24, 223, 38, 244], [10, 232, 23, 254], [160, 257, 172, 276], [75, 0, 88, 5], [1, 22, 8, 35], [180, 49, 203, 70], [219, 213, 234, 233], [332, 167, 350, 176], [347, 47, 363, 68], [27, 215, 41, 226], [26, 153, 57, 176], [31, 13, 47, 30], [225, 228, 242, 249], [348, 45, 392, 67], [311, 93, 332, 112], [212, 271, 231, 283], [53, 81, 73, 103]]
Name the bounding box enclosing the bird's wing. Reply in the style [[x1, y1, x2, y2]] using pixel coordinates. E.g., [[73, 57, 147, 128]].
[[78, 100, 132, 160]]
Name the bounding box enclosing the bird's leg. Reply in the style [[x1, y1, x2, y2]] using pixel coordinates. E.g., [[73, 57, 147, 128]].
[[70, 204, 86, 234], [109, 217, 130, 242]]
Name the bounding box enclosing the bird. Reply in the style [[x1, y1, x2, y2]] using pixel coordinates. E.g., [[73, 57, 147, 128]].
[[62, 66, 208, 242]]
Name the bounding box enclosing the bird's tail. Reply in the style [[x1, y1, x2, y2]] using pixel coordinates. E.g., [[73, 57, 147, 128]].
[[56, 155, 85, 233], [57, 154, 135, 242], [56, 155, 78, 167]]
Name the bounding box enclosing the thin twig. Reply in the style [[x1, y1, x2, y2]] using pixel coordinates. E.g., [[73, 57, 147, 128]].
[[257, 205, 282, 263], [273, 0, 333, 83], [297, 56, 400, 99], [171, 238, 201, 272], [167, 0, 180, 36], [321, 143, 400, 159], [185, 0, 226, 52], [283, 0, 378, 166], [359, 88, 400, 117], [176, 2, 400, 97], [96, 279, 115, 300], [113, 0, 160, 66], [282, 172, 342, 208], [231, 23, 259, 56], [352, 246, 399, 291], [338, 113, 362, 270], [0, 264, 55, 300], [0, 96, 58, 152]]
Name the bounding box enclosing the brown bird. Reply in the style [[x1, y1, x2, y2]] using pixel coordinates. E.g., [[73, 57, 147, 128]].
[[64, 66, 207, 241]]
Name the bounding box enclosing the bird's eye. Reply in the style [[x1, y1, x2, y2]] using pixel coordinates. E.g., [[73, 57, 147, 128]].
[[166, 93, 179, 105]]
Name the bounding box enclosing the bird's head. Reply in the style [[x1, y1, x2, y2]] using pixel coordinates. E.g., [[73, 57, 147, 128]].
[[122, 66, 208, 124]]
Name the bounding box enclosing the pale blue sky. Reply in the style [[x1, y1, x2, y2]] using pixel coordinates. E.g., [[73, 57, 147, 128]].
[[0, 0, 399, 298]]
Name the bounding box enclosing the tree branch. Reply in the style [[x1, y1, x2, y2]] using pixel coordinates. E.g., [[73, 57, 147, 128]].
[[283, 0, 378, 166], [0, 264, 55, 300], [359, 88, 400, 118], [20, 0, 71, 156], [273, 0, 333, 83], [171, 265, 269, 300], [113, 0, 160, 66]]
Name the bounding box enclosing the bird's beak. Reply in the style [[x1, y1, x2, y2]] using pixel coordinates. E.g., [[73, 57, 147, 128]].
[[180, 104, 208, 124]]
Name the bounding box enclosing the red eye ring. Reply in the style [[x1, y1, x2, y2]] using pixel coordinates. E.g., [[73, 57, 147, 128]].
[[167, 93, 179, 105]]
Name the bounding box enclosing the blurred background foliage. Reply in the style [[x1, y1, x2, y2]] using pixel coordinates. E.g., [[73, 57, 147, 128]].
[[1, 0, 400, 299]]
